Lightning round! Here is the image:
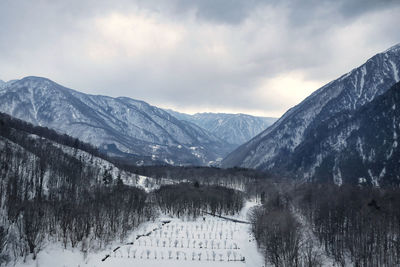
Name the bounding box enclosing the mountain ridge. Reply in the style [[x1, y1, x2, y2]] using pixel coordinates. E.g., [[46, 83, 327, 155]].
[[284, 81, 400, 186], [0, 76, 236, 166], [221, 43, 400, 182], [165, 109, 276, 145]]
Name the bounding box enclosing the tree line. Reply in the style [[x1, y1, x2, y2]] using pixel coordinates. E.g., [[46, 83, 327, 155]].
[[294, 183, 400, 266], [248, 179, 400, 267], [153, 182, 244, 218]]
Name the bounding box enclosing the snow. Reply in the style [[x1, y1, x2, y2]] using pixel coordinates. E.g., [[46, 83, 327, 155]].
[[368, 169, 379, 187], [291, 206, 337, 267], [389, 60, 400, 82], [359, 65, 366, 97], [333, 166, 343, 186], [12, 201, 265, 267], [52, 141, 162, 192]]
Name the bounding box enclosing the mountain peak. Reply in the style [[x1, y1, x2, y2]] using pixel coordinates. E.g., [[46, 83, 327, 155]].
[[0, 77, 236, 166], [222, 43, 400, 181]]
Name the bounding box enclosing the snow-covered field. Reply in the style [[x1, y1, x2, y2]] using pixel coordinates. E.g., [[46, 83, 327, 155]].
[[12, 202, 264, 267]]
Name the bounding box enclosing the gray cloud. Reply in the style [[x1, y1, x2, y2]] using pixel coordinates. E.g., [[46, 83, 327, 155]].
[[0, 0, 399, 117]]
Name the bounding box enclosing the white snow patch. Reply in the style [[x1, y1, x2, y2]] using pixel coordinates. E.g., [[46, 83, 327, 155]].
[[368, 169, 379, 187], [333, 166, 343, 186], [164, 158, 175, 165], [359, 65, 366, 97], [389, 60, 400, 82], [378, 167, 386, 181]]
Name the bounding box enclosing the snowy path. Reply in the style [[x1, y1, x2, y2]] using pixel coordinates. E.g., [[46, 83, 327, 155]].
[[14, 201, 264, 267]]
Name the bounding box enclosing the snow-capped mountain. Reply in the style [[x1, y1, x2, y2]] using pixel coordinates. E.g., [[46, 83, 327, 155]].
[[222, 43, 400, 182], [0, 76, 234, 165], [284, 81, 400, 186], [166, 110, 276, 145]]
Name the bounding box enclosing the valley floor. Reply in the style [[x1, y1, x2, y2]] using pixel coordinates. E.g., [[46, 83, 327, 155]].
[[12, 201, 264, 267]]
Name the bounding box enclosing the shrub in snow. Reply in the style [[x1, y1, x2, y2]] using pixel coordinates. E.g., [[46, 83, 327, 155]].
[[146, 250, 151, 259], [227, 251, 232, 261], [132, 249, 137, 258]]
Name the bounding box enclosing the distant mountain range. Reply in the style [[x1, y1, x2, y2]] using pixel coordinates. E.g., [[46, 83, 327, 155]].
[[0, 76, 275, 166], [222, 43, 400, 185], [4, 43, 399, 185], [165, 110, 276, 145]]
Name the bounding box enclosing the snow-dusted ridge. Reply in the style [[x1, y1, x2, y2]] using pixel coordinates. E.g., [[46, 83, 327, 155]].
[[166, 110, 277, 146], [0, 76, 235, 166], [222, 43, 400, 185]]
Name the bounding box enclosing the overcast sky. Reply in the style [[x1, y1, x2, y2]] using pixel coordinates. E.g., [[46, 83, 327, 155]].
[[0, 0, 399, 117]]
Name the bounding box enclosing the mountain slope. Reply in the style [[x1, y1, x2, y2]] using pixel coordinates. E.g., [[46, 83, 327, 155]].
[[166, 110, 276, 145], [0, 111, 161, 190], [0, 76, 234, 166], [283, 81, 400, 185], [222, 44, 400, 177]]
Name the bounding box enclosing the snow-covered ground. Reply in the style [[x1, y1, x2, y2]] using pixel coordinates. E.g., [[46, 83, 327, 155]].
[[11, 201, 264, 267]]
